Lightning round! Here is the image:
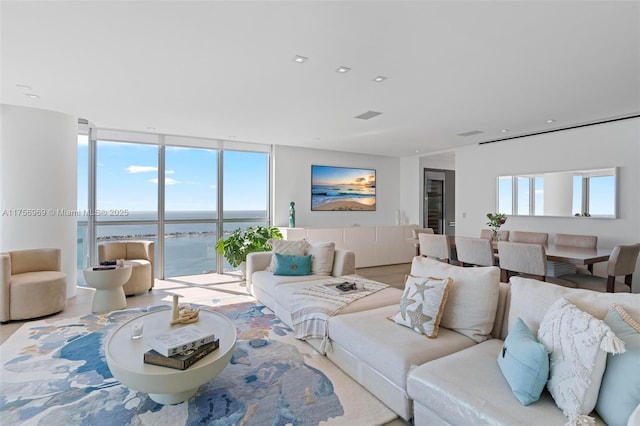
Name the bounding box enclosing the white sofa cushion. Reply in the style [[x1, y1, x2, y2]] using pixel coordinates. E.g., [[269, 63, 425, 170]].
[[407, 340, 605, 425], [328, 304, 476, 390], [410, 256, 501, 343], [508, 276, 640, 335]]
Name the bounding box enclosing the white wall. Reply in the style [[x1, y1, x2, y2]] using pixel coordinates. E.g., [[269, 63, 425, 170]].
[[454, 117, 640, 287], [272, 145, 403, 228], [0, 104, 78, 297]]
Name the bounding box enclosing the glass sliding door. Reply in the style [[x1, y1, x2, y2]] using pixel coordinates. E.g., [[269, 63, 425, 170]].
[[164, 146, 218, 277]]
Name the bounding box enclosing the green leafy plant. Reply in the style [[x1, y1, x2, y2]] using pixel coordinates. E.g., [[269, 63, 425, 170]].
[[215, 225, 283, 268]]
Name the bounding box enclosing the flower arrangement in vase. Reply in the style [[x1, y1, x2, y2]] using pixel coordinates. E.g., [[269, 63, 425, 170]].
[[486, 213, 507, 241]]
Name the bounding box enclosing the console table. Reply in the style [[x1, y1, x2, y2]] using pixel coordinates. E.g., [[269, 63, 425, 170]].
[[279, 225, 417, 268]]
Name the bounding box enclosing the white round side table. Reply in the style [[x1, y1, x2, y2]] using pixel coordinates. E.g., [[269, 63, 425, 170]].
[[105, 309, 237, 404], [83, 265, 132, 313]]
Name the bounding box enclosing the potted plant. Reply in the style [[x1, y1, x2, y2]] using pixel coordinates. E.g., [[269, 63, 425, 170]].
[[215, 225, 283, 278]]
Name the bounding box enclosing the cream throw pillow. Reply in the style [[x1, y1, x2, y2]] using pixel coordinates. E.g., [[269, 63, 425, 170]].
[[266, 239, 310, 272], [410, 256, 500, 343], [392, 276, 452, 338], [538, 297, 625, 426], [305, 240, 336, 275]]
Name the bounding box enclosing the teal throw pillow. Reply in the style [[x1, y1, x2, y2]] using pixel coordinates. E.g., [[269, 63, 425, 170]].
[[273, 253, 311, 276], [596, 305, 640, 426], [497, 317, 549, 406]]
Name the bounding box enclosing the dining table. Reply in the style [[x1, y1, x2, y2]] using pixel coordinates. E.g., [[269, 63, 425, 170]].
[[409, 236, 613, 269]]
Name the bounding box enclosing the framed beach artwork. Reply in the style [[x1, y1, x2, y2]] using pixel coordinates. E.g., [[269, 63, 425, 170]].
[[311, 165, 376, 211]]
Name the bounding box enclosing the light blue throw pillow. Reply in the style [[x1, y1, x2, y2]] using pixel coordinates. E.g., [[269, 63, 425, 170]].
[[497, 317, 549, 406], [273, 253, 311, 276], [596, 305, 640, 426]]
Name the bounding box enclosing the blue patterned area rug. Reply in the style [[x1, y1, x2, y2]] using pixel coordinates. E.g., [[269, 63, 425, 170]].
[[0, 302, 396, 426]]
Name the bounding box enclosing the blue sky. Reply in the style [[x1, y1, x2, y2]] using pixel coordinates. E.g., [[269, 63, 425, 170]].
[[78, 137, 268, 212]]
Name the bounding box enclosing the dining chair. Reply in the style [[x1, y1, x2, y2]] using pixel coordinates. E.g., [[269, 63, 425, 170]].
[[480, 229, 509, 242], [509, 231, 548, 245], [418, 233, 451, 263], [412, 228, 434, 256], [497, 241, 548, 282], [455, 237, 494, 267], [561, 244, 640, 293], [554, 233, 598, 274]]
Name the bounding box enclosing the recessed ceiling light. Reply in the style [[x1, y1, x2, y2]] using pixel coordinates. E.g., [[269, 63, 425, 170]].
[[293, 55, 308, 63], [16, 84, 32, 90], [501, 129, 509, 133], [546, 119, 556, 123], [373, 76, 387, 82], [25, 93, 40, 99], [312, 137, 320, 141], [336, 66, 351, 73]]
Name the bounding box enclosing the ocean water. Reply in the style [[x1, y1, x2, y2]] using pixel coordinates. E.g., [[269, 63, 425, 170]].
[[311, 184, 376, 210], [78, 211, 268, 278]]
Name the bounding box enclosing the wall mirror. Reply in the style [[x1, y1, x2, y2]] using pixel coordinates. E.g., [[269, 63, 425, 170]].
[[497, 167, 617, 218]]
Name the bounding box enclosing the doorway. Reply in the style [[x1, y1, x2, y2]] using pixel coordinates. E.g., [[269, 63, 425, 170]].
[[423, 169, 455, 236]]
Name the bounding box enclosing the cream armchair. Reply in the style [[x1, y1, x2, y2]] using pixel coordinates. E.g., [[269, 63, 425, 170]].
[[0, 248, 67, 322], [98, 241, 154, 295]]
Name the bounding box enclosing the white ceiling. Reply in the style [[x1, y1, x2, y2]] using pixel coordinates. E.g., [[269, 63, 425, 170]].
[[2, 1, 639, 157]]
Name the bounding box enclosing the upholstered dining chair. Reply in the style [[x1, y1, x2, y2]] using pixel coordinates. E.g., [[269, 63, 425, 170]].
[[412, 228, 434, 256], [0, 248, 67, 322], [98, 241, 155, 296], [509, 231, 548, 245], [497, 241, 548, 282], [480, 229, 509, 242], [455, 237, 494, 267], [561, 244, 640, 293], [554, 233, 598, 274], [418, 233, 451, 263]]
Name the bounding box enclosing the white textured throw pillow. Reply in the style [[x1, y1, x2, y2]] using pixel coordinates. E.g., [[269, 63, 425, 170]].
[[266, 239, 310, 272], [410, 257, 500, 343], [305, 240, 335, 275], [392, 276, 452, 338], [538, 297, 625, 426]]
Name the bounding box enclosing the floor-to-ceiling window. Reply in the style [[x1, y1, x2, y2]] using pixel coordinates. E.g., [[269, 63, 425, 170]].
[[164, 146, 218, 276], [78, 129, 271, 281], [221, 150, 270, 271], [77, 133, 89, 285]]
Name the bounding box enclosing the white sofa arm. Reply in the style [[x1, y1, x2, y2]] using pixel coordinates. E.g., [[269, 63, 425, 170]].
[[246, 251, 273, 287], [332, 249, 356, 277]]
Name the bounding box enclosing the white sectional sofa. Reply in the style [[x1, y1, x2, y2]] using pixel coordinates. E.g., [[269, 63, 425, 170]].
[[247, 248, 640, 425]]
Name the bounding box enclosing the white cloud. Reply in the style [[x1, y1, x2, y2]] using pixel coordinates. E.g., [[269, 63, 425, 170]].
[[149, 178, 180, 185], [126, 165, 158, 174], [166, 170, 175, 175]]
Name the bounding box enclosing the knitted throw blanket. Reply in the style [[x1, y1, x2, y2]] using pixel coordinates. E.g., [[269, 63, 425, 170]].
[[290, 275, 388, 354]]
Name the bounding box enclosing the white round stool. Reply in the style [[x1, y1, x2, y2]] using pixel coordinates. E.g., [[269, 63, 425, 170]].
[[83, 265, 133, 313]]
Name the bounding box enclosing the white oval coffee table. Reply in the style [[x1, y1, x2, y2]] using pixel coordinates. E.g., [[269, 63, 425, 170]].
[[105, 308, 237, 405], [83, 265, 132, 313]]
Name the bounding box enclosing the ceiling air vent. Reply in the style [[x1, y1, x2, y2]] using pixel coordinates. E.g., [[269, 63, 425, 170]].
[[457, 130, 484, 137], [355, 110, 383, 120]]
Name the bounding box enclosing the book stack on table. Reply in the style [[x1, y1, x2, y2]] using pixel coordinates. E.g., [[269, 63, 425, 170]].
[[143, 324, 218, 370]]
